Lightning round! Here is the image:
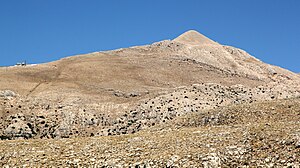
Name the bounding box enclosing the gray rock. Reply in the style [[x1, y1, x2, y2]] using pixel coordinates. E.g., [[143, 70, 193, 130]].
[[127, 92, 140, 97], [114, 91, 124, 97], [53, 124, 70, 138], [4, 121, 32, 139], [295, 140, 300, 149], [0, 90, 16, 98], [202, 153, 221, 168]]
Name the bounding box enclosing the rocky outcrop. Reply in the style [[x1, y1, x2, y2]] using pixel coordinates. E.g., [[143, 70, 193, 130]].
[[4, 121, 32, 139], [0, 90, 16, 99], [1, 98, 300, 167], [103, 83, 300, 136], [1, 81, 299, 140]]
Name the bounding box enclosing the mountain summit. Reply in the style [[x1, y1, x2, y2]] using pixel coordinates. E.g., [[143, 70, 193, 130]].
[[173, 30, 218, 46]]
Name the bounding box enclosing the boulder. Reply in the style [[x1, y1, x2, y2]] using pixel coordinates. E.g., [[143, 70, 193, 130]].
[[0, 90, 16, 98], [4, 121, 33, 139]]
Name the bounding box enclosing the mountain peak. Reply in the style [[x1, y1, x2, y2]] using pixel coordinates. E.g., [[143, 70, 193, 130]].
[[173, 30, 218, 46]]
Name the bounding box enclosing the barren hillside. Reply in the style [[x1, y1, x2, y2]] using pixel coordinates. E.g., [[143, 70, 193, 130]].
[[1, 98, 300, 167], [1, 30, 300, 167]]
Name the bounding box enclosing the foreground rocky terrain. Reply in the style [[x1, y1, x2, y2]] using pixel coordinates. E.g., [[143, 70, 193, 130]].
[[1, 30, 300, 166], [1, 98, 300, 167]]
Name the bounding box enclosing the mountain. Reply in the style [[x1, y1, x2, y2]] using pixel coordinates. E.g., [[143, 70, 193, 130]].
[[0, 30, 299, 139], [0, 30, 300, 166]]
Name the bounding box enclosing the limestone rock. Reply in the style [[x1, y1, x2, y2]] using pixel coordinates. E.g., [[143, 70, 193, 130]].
[[4, 121, 32, 139], [0, 90, 16, 98]]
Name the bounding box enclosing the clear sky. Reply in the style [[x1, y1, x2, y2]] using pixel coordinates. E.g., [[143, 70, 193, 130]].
[[1, 0, 299, 72]]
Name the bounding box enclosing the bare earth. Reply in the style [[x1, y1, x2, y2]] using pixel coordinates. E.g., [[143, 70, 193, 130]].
[[1, 30, 300, 167]]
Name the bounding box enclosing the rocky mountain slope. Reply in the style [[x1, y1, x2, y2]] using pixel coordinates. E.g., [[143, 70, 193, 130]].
[[1, 98, 299, 167], [1, 30, 299, 140], [0, 30, 300, 166]]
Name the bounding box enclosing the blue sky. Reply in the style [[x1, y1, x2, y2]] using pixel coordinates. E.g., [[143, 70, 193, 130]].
[[1, 0, 299, 72]]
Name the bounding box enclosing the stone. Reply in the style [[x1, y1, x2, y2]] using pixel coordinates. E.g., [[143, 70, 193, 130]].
[[4, 121, 33, 139], [0, 90, 16, 98]]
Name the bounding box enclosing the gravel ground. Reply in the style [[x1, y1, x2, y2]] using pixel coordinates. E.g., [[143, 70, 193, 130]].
[[1, 98, 300, 167]]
